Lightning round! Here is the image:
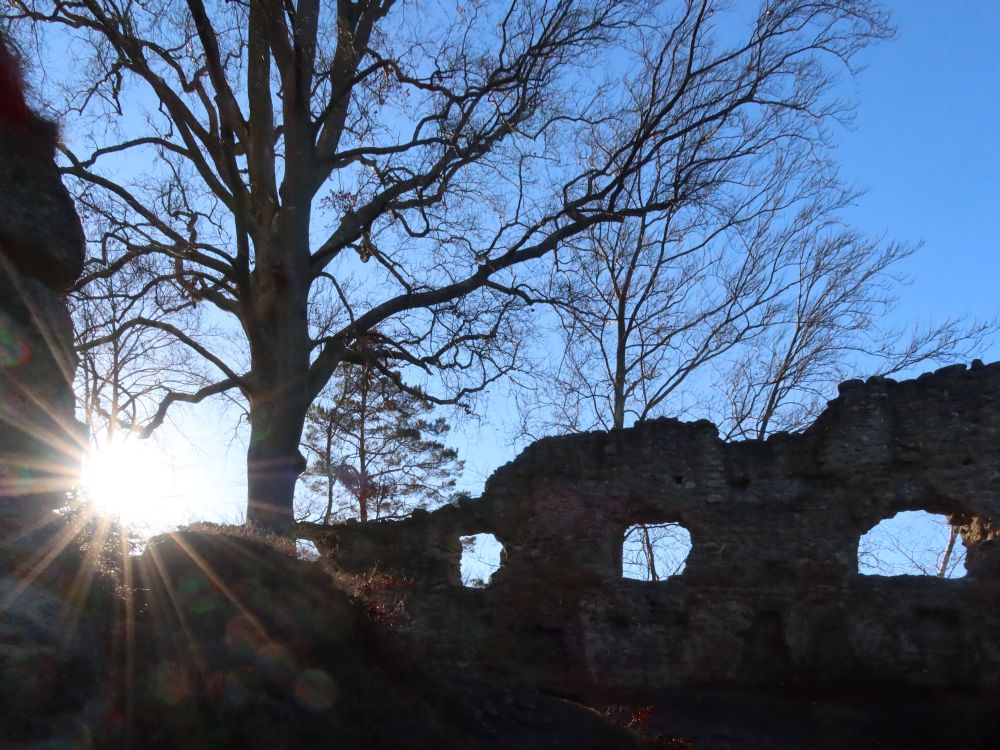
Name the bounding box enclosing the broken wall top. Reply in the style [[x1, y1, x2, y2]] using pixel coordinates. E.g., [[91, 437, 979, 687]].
[[475, 361, 1000, 586], [302, 362, 1000, 692]]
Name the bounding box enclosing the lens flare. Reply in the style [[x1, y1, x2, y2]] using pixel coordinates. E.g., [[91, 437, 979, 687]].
[[0, 311, 30, 366], [80, 437, 177, 532]]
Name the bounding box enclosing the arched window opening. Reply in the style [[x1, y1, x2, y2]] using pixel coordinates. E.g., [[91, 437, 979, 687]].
[[857, 511, 967, 578], [622, 522, 692, 581], [460, 533, 504, 588], [295, 538, 321, 562]]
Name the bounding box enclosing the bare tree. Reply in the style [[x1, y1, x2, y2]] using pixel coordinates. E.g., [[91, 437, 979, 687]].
[[70, 252, 209, 446], [716, 235, 995, 441], [7, 0, 894, 530], [532, 139, 993, 438], [539, 153, 838, 433]]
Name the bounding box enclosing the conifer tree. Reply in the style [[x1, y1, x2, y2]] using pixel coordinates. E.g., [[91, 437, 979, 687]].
[[298, 362, 462, 524]]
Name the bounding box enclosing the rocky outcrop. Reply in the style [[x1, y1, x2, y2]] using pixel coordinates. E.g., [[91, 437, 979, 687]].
[[0, 38, 86, 539], [302, 362, 1000, 693], [0, 38, 96, 748]]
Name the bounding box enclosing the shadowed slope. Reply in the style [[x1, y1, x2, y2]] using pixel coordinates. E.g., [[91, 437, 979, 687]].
[[108, 529, 659, 750]]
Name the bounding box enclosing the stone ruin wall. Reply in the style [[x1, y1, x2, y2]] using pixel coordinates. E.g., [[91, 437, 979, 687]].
[[302, 362, 1000, 693]]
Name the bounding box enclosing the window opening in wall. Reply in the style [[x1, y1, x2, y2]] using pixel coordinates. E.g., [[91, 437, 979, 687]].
[[296, 539, 321, 562], [622, 523, 692, 581], [857, 511, 967, 578], [460, 533, 504, 588]]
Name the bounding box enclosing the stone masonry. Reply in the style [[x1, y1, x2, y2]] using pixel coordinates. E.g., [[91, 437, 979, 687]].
[[302, 362, 1000, 693]]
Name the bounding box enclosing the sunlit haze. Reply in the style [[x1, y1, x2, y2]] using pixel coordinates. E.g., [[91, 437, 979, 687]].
[[79, 432, 238, 535]]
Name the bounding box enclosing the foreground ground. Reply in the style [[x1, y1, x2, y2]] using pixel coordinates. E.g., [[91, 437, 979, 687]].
[[1, 525, 996, 748]]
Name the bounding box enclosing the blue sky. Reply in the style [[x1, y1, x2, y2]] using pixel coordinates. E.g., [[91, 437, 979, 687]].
[[72, 2, 999, 533], [833, 2, 999, 351]]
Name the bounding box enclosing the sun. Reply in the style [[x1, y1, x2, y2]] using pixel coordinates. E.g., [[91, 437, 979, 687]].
[[80, 436, 177, 533]]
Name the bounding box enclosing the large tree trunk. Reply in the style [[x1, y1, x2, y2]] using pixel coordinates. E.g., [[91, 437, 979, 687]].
[[244, 220, 312, 533], [246, 395, 309, 532]]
